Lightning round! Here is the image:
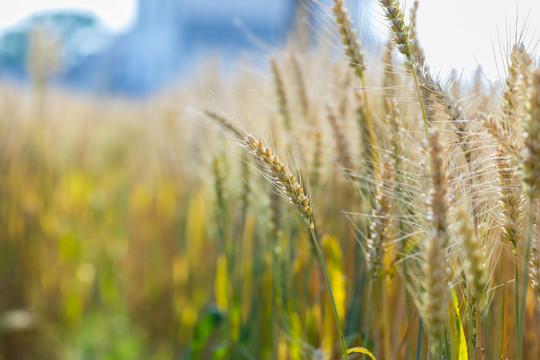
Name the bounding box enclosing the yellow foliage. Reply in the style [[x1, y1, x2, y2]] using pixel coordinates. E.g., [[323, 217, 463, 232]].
[[129, 183, 153, 215], [155, 181, 177, 219], [343, 347, 376, 360], [215, 254, 229, 311], [322, 235, 346, 321]]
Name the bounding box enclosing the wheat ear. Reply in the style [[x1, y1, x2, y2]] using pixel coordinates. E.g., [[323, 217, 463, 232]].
[[327, 104, 355, 175], [385, 99, 403, 170], [502, 43, 533, 132], [289, 52, 309, 119], [457, 205, 487, 300], [212, 154, 227, 241], [521, 68, 540, 200], [205, 110, 350, 360], [366, 161, 394, 278], [416, 67, 471, 157], [457, 203, 488, 358], [418, 66, 480, 237], [378, 0, 429, 134], [421, 130, 449, 355], [382, 37, 397, 113], [206, 111, 312, 222], [332, 0, 378, 175], [407, 0, 437, 125], [530, 231, 540, 303], [495, 151, 524, 252], [378, 0, 411, 58], [270, 59, 292, 132], [309, 130, 323, 191], [481, 113, 522, 161], [408, 0, 425, 65], [517, 67, 540, 360], [332, 0, 365, 80], [240, 152, 251, 214], [502, 44, 524, 130]]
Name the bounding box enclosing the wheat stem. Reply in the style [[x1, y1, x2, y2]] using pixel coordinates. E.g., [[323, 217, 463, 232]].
[[309, 225, 349, 360], [517, 204, 535, 360]]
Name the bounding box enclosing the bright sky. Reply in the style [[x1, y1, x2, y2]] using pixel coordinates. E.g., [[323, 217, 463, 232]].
[[0, 0, 136, 32], [0, 0, 538, 80], [370, 0, 540, 79]]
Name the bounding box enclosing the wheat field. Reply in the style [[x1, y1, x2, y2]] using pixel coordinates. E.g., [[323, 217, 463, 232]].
[[1, 1, 540, 359]]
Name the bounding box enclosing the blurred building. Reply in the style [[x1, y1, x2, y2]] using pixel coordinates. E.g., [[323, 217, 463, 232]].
[[0, 0, 372, 95], [68, 0, 301, 94]]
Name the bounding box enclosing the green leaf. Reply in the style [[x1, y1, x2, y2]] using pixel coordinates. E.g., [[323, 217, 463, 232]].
[[185, 307, 224, 360]]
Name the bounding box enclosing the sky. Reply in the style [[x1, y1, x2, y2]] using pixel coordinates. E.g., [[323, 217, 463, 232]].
[[0, 0, 136, 32], [0, 0, 538, 80], [395, 0, 540, 80]]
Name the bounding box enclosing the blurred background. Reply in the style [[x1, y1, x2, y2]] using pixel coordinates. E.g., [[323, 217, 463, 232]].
[[0, 1, 539, 359], [1, 0, 538, 97], [1, 1, 374, 359], [0, 0, 362, 95]]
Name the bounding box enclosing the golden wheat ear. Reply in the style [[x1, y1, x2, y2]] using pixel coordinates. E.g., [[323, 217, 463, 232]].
[[530, 232, 540, 303], [332, 0, 366, 80], [457, 204, 488, 300], [421, 130, 450, 355], [269, 58, 292, 132], [522, 68, 540, 200], [204, 111, 313, 225], [205, 110, 359, 360], [288, 52, 309, 119], [378, 0, 412, 58], [366, 161, 394, 279]]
